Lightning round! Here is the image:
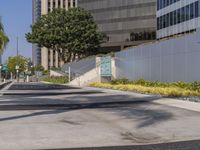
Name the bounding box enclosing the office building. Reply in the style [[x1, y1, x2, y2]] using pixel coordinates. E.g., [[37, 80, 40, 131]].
[[35, 0, 156, 69], [157, 0, 200, 39], [41, 0, 77, 70], [78, 0, 157, 51], [40, 0, 77, 70]]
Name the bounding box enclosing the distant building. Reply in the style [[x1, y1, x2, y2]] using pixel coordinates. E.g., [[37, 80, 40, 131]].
[[157, 0, 200, 39], [78, 0, 157, 52], [32, 0, 41, 66]]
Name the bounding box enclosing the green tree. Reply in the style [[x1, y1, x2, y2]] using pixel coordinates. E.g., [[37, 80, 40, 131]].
[[7, 56, 28, 75], [0, 22, 9, 54], [26, 7, 105, 63], [34, 64, 44, 72]]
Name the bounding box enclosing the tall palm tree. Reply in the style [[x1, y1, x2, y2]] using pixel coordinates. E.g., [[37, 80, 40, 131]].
[[0, 22, 9, 54]]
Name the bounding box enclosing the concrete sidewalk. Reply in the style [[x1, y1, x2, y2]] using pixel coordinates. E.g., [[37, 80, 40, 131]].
[[0, 83, 199, 149], [85, 86, 200, 113]]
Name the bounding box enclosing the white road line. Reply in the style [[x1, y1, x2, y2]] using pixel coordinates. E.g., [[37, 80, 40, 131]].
[[0, 81, 14, 96]]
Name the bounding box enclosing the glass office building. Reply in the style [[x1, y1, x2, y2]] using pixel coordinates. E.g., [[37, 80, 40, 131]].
[[157, 0, 200, 39], [78, 0, 157, 52]]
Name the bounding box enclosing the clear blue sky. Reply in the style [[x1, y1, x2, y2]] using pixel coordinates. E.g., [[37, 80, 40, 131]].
[[0, 0, 32, 63]]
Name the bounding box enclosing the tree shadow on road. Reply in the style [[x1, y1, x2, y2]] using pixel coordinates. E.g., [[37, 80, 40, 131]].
[[0, 109, 66, 122], [0, 94, 174, 128]]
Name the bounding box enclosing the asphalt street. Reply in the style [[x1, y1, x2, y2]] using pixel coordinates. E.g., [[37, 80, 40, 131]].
[[0, 82, 200, 150]]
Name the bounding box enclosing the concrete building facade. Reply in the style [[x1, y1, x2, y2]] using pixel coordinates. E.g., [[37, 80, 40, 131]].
[[35, 0, 156, 70], [41, 0, 77, 70], [78, 0, 157, 51], [157, 0, 200, 39]]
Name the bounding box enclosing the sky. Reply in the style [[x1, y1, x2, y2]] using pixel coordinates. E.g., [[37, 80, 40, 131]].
[[0, 0, 32, 63]]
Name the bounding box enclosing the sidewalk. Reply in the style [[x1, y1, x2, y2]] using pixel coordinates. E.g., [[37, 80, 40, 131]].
[[85, 86, 200, 113]]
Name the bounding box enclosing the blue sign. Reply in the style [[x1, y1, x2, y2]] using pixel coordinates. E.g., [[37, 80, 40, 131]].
[[100, 56, 112, 77]]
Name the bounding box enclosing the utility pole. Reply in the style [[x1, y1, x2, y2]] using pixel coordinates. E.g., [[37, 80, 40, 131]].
[[16, 37, 19, 82], [17, 37, 19, 57]]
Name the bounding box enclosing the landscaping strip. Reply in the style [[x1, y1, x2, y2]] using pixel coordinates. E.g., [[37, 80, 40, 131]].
[[42, 76, 68, 84], [90, 79, 200, 97]]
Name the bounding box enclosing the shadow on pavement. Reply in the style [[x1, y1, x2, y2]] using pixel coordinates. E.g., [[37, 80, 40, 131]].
[[40, 139, 200, 150], [0, 94, 174, 128], [8, 83, 81, 90], [3, 91, 104, 96]]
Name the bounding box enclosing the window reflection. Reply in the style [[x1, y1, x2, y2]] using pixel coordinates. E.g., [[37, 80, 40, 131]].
[[157, 1, 199, 30]]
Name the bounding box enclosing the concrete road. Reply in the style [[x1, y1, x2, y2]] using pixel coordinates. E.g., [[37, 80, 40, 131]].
[[0, 82, 200, 150]]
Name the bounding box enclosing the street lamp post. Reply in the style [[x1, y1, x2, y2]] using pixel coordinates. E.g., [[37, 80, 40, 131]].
[[15, 65, 19, 82], [0, 65, 2, 83]]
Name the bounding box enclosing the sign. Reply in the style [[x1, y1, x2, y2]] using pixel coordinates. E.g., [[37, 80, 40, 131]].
[[25, 71, 32, 75], [2, 65, 8, 72], [100, 56, 112, 77], [15, 65, 19, 70], [35, 71, 42, 77]]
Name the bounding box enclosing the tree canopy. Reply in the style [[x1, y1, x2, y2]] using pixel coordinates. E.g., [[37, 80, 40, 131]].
[[7, 56, 29, 75], [26, 7, 105, 63], [0, 22, 9, 54]]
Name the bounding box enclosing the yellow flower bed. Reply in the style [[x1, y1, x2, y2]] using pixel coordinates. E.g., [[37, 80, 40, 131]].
[[90, 82, 200, 97]]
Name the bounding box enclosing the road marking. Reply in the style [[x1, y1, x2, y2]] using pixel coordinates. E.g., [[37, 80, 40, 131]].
[[0, 81, 14, 96]]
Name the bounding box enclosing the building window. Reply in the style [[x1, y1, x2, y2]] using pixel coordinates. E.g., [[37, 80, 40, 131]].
[[58, 0, 61, 8], [68, 1, 71, 8], [130, 31, 156, 41], [157, 0, 181, 10], [157, 1, 199, 30], [195, 1, 199, 17], [63, 0, 66, 8], [53, 0, 56, 8], [181, 7, 185, 22], [48, 0, 51, 12], [190, 3, 194, 19], [186, 5, 190, 21], [170, 11, 173, 26], [177, 9, 181, 24], [73, 0, 76, 7]]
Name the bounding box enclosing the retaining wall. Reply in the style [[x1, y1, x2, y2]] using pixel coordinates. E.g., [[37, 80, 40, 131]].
[[115, 31, 200, 82]]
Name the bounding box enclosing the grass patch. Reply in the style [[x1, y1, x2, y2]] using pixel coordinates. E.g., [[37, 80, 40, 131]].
[[42, 76, 68, 84], [90, 79, 200, 97]]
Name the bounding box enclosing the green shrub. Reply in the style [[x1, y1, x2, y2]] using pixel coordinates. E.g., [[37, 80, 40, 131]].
[[90, 82, 200, 97], [111, 79, 200, 92], [43, 70, 50, 75], [111, 78, 130, 84], [185, 82, 200, 92], [42, 76, 68, 84], [94, 78, 200, 97]]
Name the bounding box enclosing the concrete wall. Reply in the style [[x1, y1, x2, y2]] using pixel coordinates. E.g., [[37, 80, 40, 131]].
[[50, 70, 64, 77], [68, 67, 100, 86], [115, 31, 200, 82], [62, 57, 96, 76], [63, 57, 100, 86], [63, 57, 117, 86]]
